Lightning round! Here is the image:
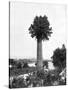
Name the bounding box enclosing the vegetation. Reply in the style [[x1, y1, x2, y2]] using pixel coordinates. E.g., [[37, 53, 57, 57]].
[[10, 68, 66, 88], [23, 62, 29, 68], [52, 44, 66, 71], [9, 59, 16, 66], [16, 62, 22, 69]]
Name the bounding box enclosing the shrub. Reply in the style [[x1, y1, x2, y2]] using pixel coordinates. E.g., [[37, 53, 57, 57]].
[[16, 62, 22, 69], [12, 77, 27, 88], [23, 62, 29, 68]]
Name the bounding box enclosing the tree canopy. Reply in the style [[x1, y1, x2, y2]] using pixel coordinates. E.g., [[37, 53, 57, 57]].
[[29, 15, 52, 41], [52, 44, 66, 70]]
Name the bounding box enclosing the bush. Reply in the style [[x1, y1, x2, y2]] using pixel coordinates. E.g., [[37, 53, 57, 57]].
[[16, 62, 22, 69], [11, 78, 27, 88], [23, 62, 29, 68], [37, 70, 46, 79]]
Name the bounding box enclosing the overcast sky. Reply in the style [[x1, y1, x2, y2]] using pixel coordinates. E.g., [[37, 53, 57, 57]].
[[10, 2, 66, 59]]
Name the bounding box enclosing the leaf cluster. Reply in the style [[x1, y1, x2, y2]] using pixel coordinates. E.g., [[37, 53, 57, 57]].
[[29, 15, 52, 40]]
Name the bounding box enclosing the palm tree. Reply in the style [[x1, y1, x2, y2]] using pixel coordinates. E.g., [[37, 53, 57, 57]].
[[28, 15, 52, 71]]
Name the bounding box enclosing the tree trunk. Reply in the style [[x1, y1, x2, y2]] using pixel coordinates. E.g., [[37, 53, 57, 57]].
[[37, 39, 43, 71]]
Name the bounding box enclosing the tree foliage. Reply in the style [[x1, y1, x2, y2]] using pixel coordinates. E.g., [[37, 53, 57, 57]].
[[9, 59, 16, 66], [23, 62, 29, 68], [29, 15, 52, 40], [16, 62, 22, 69], [52, 44, 66, 70]]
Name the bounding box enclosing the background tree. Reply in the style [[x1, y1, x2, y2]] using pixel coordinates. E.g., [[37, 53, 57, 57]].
[[9, 59, 17, 69], [29, 15, 52, 70], [16, 62, 22, 69], [23, 62, 29, 68], [51, 44, 66, 71], [9, 59, 16, 66]]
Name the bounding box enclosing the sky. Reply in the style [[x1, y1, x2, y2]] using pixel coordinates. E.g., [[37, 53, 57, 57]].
[[10, 2, 67, 60]]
